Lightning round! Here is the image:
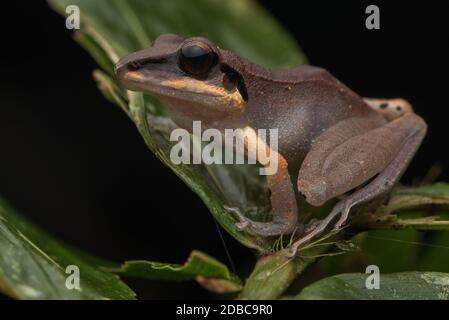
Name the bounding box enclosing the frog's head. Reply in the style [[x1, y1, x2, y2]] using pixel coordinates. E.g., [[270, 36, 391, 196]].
[[115, 34, 250, 117]]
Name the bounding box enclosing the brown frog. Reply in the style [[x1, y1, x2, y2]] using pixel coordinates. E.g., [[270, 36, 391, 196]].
[[115, 34, 427, 253]]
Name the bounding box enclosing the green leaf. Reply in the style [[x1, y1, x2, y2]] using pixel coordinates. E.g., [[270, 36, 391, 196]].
[[317, 183, 449, 279], [357, 230, 423, 273], [239, 250, 298, 299], [239, 237, 342, 300], [107, 250, 242, 293], [75, 32, 115, 75], [49, 0, 306, 67], [309, 183, 449, 283], [297, 272, 449, 300], [353, 183, 449, 231], [377, 183, 449, 216], [0, 198, 135, 300], [48, 0, 307, 252], [417, 232, 449, 273]]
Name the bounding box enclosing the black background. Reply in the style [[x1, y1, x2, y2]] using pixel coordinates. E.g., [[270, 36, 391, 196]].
[[0, 1, 448, 299]]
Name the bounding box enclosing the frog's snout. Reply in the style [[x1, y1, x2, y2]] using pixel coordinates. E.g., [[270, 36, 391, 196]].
[[114, 58, 130, 80]]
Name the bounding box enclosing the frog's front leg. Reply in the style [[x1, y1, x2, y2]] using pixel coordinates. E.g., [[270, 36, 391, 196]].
[[291, 102, 427, 254], [227, 127, 298, 237]]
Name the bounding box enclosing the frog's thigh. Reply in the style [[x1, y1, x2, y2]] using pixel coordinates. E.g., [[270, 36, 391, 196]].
[[297, 113, 426, 206]]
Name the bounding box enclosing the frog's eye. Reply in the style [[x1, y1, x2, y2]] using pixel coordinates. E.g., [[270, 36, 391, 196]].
[[178, 41, 217, 77]]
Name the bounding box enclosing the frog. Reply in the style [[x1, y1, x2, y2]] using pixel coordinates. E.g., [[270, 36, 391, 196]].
[[114, 34, 427, 254]]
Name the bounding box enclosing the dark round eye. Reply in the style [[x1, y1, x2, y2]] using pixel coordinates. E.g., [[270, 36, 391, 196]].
[[179, 42, 216, 76]]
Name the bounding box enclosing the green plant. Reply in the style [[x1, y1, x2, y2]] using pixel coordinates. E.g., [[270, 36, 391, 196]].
[[1, 0, 449, 299]]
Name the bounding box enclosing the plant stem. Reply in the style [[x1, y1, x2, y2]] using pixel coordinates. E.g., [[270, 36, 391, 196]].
[[363, 216, 449, 231]]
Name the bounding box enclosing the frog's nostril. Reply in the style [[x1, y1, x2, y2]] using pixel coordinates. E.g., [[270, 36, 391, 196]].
[[127, 61, 141, 71]]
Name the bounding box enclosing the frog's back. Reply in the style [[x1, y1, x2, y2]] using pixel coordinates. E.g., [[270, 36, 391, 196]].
[[262, 65, 378, 119], [268, 64, 385, 129], [247, 64, 386, 169], [271, 65, 333, 83]]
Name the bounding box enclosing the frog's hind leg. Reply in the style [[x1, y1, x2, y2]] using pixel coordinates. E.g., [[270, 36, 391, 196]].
[[291, 107, 427, 255]]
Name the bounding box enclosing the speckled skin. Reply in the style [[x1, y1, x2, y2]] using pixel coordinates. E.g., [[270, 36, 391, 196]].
[[115, 34, 427, 250]]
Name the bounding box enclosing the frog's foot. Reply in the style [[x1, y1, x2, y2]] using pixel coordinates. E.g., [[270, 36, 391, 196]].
[[224, 206, 251, 231], [224, 206, 296, 237], [286, 201, 351, 257]]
